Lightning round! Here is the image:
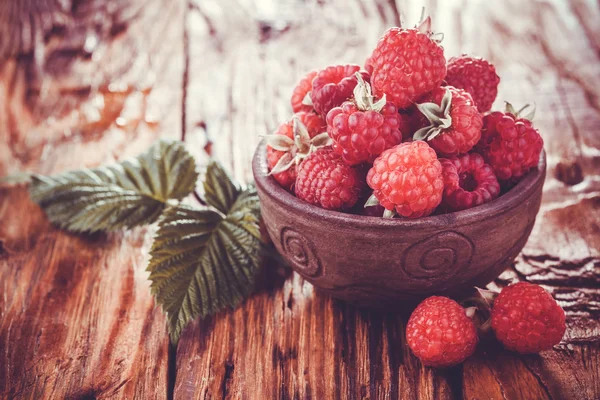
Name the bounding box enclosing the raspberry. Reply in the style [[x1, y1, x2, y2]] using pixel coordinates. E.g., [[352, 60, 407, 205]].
[[397, 100, 431, 138], [266, 112, 328, 190], [311, 65, 370, 117], [397, 108, 415, 137], [414, 86, 482, 157], [445, 55, 500, 112], [406, 296, 478, 367], [439, 153, 500, 211], [366, 141, 443, 218], [327, 74, 404, 165], [295, 147, 362, 210], [369, 17, 446, 109], [476, 104, 544, 181], [291, 70, 318, 113], [491, 282, 566, 354], [364, 54, 375, 75]]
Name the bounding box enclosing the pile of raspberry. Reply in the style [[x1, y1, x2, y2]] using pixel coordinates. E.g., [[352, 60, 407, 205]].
[[266, 15, 543, 218]]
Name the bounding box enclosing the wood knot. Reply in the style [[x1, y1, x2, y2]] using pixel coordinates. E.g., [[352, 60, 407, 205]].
[[555, 161, 584, 186]]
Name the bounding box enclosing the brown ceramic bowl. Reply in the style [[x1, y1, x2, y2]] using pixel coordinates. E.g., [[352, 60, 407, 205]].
[[253, 141, 546, 307]]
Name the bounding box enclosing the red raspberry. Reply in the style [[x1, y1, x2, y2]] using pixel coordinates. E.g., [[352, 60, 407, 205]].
[[369, 17, 446, 109], [398, 102, 429, 138], [266, 112, 328, 190], [445, 55, 500, 112], [476, 104, 544, 181], [311, 64, 370, 117], [291, 70, 318, 113], [366, 141, 443, 218], [364, 54, 375, 75], [414, 86, 482, 157], [439, 153, 500, 211], [397, 109, 414, 137], [327, 74, 404, 165], [491, 282, 566, 354], [406, 296, 478, 367], [295, 147, 362, 210]]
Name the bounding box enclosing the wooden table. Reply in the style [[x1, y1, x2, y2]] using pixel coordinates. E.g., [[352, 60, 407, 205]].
[[1, 0, 599, 398]]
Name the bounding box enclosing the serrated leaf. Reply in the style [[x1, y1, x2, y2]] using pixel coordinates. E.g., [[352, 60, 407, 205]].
[[203, 161, 241, 214], [29, 139, 198, 233], [147, 185, 263, 344]]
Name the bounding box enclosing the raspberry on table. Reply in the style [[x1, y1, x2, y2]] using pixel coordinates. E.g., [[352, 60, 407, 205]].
[[445, 54, 500, 112], [291, 70, 318, 113], [295, 147, 362, 211], [327, 73, 404, 165], [476, 103, 544, 181], [266, 112, 328, 190], [311, 64, 370, 117], [491, 282, 566, 354], [368, 16, 446, 109], [366, 141, 444, 218], [406, 296, 478, 367], [414, 86, 482, 157], [439, 153, 500, 211]]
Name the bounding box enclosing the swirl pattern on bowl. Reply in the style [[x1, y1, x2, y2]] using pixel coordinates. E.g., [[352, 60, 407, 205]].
[[280, 227, 321, 277]]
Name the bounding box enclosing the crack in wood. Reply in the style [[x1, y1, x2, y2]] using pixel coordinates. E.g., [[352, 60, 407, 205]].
[[485, 359, 509, 400], [221, 360, 235, 400], [521, 360, 554, 400]]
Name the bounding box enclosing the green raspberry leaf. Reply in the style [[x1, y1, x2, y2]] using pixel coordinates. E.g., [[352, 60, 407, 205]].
[[29, 139, 198, 233], [203, 160, 241, 214], [147, 184, 263, 344]]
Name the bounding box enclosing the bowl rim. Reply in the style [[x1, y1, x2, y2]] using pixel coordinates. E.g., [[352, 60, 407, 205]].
[[252, 140, 547, 229]]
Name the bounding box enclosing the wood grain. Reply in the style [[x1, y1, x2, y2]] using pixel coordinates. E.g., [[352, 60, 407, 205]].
[[0, 186, 168, 399], [0, 0, 183, 398], [1, 0, 599, 399]]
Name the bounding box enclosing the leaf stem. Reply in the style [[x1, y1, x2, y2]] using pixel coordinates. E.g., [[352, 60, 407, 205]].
[[0, 172, 33, 186]]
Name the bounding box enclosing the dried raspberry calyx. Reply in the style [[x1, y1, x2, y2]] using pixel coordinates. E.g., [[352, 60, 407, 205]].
[[460, 286, 500, 332], [264, 116, 332, 175], [413, 9, 444, 43], [353, 72, 387, 112], [364, 193, 395, 218], [414, 88, 453, 141], [505, 102, 535, 121], [302, 92, 314, 107]]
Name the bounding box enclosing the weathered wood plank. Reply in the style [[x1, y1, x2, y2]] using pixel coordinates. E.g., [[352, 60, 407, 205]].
[[0, 186, 168, 399], [0, 0, 183, 176], [178, 0, 600, 399], [0, 0, 184, 397]]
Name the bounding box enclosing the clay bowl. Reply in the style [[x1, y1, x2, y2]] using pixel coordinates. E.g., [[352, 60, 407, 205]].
[[253, 141, 546, 307]]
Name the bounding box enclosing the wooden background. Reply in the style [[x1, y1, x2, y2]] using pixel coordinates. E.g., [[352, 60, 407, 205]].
[[1, 0, 599, 398]]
